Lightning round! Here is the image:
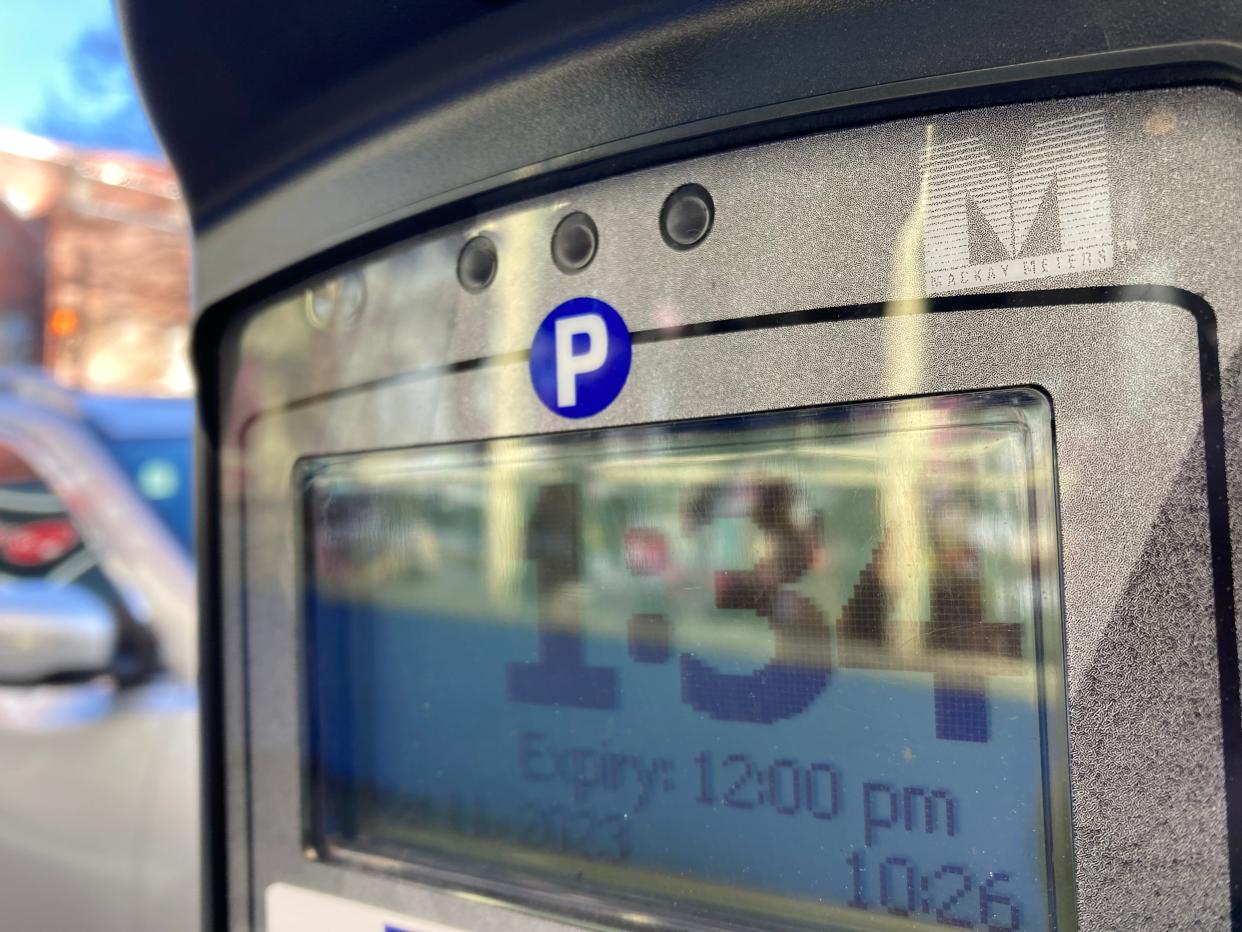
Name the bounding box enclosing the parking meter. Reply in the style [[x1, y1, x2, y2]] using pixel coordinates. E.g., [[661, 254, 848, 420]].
[[123, 1, 1242, 929]]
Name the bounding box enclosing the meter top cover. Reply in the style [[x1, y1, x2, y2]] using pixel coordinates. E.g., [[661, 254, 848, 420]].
[[124, 2, 1242, 931]]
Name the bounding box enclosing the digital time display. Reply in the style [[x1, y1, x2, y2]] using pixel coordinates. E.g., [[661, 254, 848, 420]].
[[300, 389, 1070, 930]]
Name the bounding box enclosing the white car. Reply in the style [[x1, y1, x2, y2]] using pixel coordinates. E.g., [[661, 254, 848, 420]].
[[0, 371, 198, 931]]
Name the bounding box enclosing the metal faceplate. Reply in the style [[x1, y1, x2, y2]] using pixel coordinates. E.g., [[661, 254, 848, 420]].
[[216, 86, 1242, 930]]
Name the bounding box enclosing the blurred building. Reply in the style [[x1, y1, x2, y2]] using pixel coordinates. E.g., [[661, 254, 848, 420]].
[[0, 129, 191, 396]]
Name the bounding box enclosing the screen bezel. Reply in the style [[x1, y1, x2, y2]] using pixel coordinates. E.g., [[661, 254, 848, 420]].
[[235, 286, 1224, 932], [233, 288, 1219, 932], [293, 389, 1066, 931]]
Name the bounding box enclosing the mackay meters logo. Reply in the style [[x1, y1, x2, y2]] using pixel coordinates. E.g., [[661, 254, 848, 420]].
[[921, 110, 1114, 293]]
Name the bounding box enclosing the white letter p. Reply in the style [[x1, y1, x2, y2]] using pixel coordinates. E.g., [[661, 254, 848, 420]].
[[554, 313, 608, 408]]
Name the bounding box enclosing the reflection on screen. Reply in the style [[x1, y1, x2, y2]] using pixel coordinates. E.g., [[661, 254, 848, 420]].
[[301, 389, 1068, 930]]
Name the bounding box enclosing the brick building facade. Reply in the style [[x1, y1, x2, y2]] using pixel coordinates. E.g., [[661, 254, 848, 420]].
[[0, 130, 191, 396]]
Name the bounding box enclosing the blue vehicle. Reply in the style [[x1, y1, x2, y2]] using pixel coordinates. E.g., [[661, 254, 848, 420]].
[[74, 391, 195, 554]]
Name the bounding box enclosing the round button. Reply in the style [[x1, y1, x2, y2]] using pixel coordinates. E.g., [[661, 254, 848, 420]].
[[660, 183, 714, 250], [551, 212, 599, 274]]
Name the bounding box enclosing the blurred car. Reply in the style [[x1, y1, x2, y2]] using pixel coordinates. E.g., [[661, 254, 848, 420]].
[[0, 368, 197, 930]]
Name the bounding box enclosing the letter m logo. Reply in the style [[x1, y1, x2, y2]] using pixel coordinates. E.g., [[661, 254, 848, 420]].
[[921, 110, 1113, 293]]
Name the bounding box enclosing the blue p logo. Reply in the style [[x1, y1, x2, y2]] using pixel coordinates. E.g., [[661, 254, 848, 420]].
[[529, 297, 631, 418]]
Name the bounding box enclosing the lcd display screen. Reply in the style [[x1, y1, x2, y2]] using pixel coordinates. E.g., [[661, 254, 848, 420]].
[[300, 388, 1069, 930]]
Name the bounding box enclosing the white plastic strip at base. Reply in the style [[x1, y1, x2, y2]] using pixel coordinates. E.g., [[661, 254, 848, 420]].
[[266, 883, 468, 932]]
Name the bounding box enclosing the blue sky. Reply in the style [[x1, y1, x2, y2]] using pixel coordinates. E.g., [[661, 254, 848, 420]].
[[0, 0, 159, 155]]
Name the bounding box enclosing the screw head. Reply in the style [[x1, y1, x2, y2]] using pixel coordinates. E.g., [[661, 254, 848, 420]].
[[551, 211, 599, 274], [457, 235, 498, 293], [660, 183, 714, 250], [304, 269, 366, 329]]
